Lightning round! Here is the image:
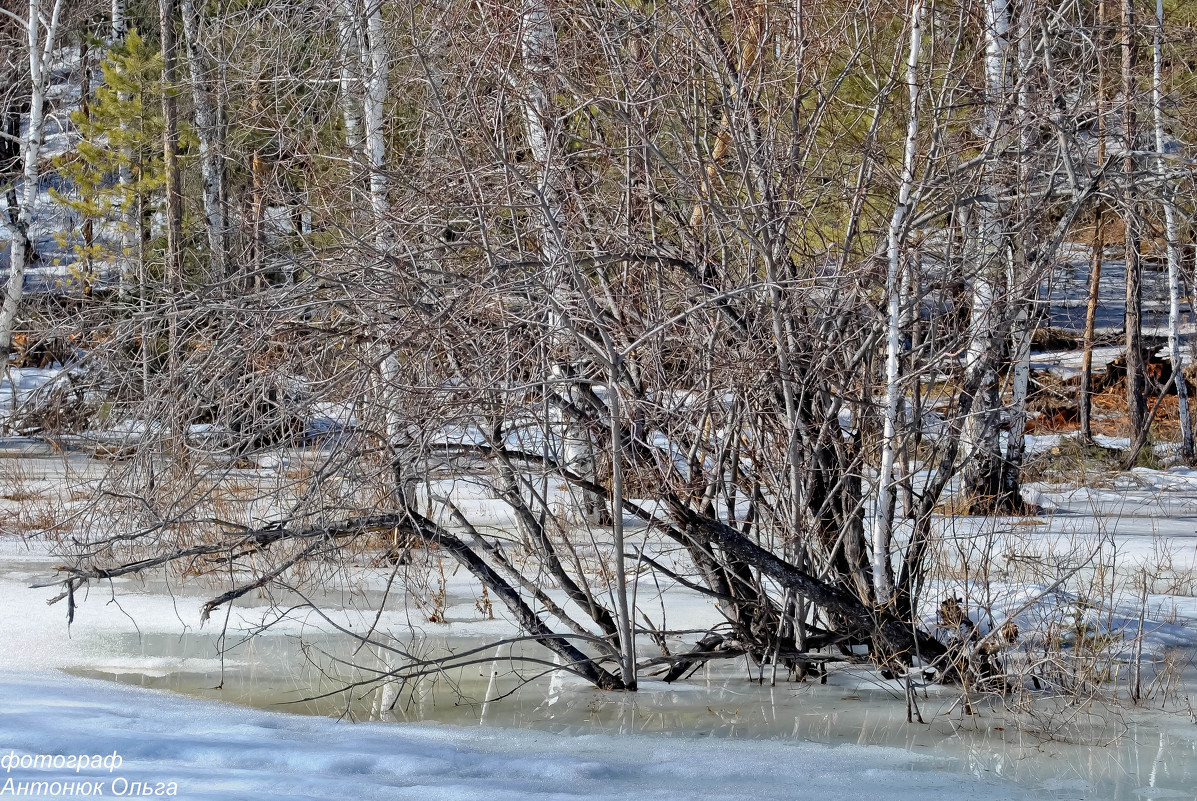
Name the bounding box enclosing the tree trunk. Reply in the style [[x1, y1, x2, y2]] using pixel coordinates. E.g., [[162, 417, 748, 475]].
[[961, 0, 1013, 514], [1123, 0, 1147, 439], [0, 0, 63, 362], [518, 0, 607, 524], [110, 0, 136, 295], [1152, 0, 1193, 459], [336, 0, 389, 242], [160, 0, 184, 382], [874, 0, 924, 608], [607, 362, 636, 688], [179, 0, 227, 279], [80, 33, 95, 297], [999, 0, 1040, 509], [363, 0, 389, 232], [1080, 0, 1108, 442], [336, 3, 362, 157], [111, 0, 126, 39]]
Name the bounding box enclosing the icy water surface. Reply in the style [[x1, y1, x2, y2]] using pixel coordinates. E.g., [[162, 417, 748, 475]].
[[3, 516, 1196, 800], [59, 620, 1197, 801]]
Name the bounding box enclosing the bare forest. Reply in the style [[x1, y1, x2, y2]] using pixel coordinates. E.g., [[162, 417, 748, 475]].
[[4, 0, 1197, 740]]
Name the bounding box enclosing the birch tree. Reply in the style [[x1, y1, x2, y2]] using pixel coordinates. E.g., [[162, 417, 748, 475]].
[[111, 0, 124, 39], [1152, 0, 1192, 459], [1123, 0, 1147, 438], [1079, 0, 1109, 443], [0, 0, 63, 362], [999, 0, 1040, 506], [336, 4, 361, 168], [178, 0, 227, 278], [960, 0, 1014, 512], [333, 0, 390, 228], [517, 0, 634, 685], [873, 0, 925, 608]]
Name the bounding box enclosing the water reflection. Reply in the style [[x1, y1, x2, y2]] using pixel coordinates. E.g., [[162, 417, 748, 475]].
[[64, 627, 1197, 801], [7, 542, 1191, 801]]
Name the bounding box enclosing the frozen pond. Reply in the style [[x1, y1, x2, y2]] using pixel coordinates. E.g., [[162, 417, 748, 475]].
[[57, 627, 1197, 801], [23, 572, 1193, 801], [3, 448, 1197, 800]]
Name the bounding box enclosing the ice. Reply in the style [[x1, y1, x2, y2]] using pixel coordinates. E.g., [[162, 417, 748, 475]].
[[0, 671, 1034, 801], [2, 443, 1197, 800], [0, 539, 1042, 801]]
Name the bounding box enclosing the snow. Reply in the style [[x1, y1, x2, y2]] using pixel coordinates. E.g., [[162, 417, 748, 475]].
[[0, 368, 63, 418], [1030, 344, 1122, 379], [0, 540, 1040, 801], [2, 445, 1197, 800], [1046, 252, 1194, 339], [0, 530, 1073, 801], [0, 672, 1032, 801]]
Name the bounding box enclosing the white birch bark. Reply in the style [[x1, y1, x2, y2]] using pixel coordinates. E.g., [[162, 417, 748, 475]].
[[1004, 300, 1033, 480], [359, 0, 397, 464], [872, 0, 924, 608], [179, 0, 226, 277], [1001, 0, 1038, 500], [111, 0, 126, 40], [519, 0, 566, 276], [0, 0, 63, 360], [961, 0, 1011, 500], [334, 0, 402, 500], [335, 0, 387, 237], [336, 4, 362, 155], [379, 351, 416, 510], [517, 0, 589, 492], [1153, 0, 1193, 458], [363, 0, 389, 229]]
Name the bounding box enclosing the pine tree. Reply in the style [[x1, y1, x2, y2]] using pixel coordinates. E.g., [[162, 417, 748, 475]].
[[51, 29, 182, 288]]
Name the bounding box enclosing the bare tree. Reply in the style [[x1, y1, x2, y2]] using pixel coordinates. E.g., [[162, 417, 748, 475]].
[[874, 0, 926, 608], [12, 0, 1178, 718], [1151, 0, 1192, 459], [1123, 0, 1147, 438], [1079, 0, 1109, 443], [178, 0, 227, 278], [0, 0, 63, 361]]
